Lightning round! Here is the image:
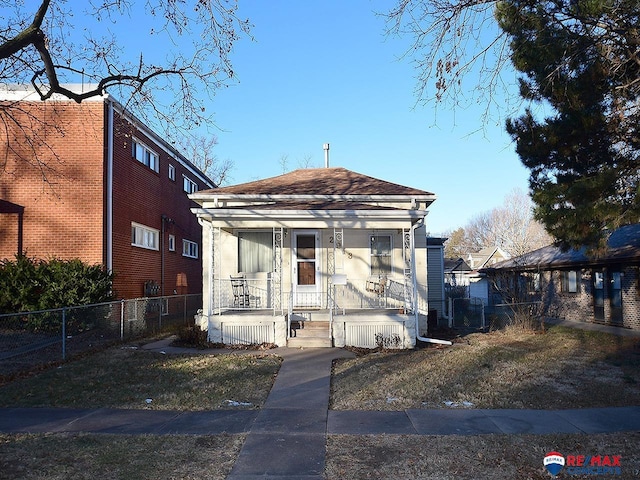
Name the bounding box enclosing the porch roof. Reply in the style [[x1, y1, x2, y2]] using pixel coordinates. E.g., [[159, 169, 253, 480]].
[[191, 202, 428, 228]]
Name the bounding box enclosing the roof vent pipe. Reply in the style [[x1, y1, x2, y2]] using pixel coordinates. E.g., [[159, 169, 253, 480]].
[[323, 143, 330, 168]]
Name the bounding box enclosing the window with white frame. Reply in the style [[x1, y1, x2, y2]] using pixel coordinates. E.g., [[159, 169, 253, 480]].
[[370, 234, 392, 275], [168, 163, 176, 181], [183, 175, 198, 194], [132, 139, 159, 172], [238, 231, 272, 273], [182, 239, 198, 258], [131, 223, 159, 250], [168, 234, 175, 252]]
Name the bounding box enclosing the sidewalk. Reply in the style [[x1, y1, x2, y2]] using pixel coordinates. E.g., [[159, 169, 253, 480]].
[[1, 336, 639, 478]]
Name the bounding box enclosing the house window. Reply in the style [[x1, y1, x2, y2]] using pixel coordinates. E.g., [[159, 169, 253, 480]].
[[370, 234, 392, 275], [131, 223, 159, 250], [132, 139, 159, 172], [238, 231, 272, 273], [168, 164, 176, 181], [561, 270, 579, 293], [183, 175, 198, 194], [526, 272, 541, 293], [168, 234, 175, 252], [182, 239, 198, 259]]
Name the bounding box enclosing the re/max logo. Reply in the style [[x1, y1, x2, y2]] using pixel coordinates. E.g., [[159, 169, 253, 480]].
[[566, 455, 622, 467]]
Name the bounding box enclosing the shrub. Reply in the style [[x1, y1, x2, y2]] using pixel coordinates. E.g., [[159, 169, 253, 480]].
[[0, 255, 114, 324]]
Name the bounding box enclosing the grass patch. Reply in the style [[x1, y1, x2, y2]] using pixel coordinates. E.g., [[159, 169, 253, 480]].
[[0, 433, 244, 480], [326, 432, 640, 479], [0, 346, 282, 410], [331, 325, 640, 410]]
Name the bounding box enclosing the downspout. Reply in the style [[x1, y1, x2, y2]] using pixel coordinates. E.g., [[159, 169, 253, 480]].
[[106, 100, 114, 274], [412, 219, 452, 346]]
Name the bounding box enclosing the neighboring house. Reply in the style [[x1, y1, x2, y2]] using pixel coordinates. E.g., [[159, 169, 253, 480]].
[[190, 167, 448, 348], [464, 247, 511, 304], [0, 85, 213, 299], [482, 224, 640, 331], [444, 257, 472, 289]]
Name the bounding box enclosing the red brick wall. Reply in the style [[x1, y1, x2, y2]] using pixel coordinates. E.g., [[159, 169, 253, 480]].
[[0, 101, 105, 265], [110, 111, 206, 299], [1, 99, 208, 301]]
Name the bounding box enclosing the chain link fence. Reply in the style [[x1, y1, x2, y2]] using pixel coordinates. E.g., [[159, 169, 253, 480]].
[[0, 294, 201, 382], [450, 298, 544, 331]]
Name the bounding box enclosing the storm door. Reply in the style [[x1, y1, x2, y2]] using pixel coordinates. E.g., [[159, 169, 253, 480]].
[[593, 271, 605, 322], [609, 270, 623, 325], [292, 231, 321, 307]]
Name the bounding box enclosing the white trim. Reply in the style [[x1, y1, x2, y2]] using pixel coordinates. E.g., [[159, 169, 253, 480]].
[[190, 193, 436, 203], [191, 208, 427, 220]]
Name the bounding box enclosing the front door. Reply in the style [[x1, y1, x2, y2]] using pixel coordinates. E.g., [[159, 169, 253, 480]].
[[293, 231, 321, 307]]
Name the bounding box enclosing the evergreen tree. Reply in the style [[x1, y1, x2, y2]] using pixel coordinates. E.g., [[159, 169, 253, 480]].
[[497, 0, 640, 250]]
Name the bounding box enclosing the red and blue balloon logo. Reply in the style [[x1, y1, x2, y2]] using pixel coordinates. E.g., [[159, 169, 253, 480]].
[[544, 452, 565, 476]]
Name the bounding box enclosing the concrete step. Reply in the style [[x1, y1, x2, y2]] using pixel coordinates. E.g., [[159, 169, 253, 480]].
[[287, 336, 332, 348], [288, 320, 331, 348]]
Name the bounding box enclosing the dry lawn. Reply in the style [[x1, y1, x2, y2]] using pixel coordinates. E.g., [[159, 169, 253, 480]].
[[0, 347, 282, 410], [0, 433, 244, 480], [331, 325, 640, 410], [326, 432, 640, 479]]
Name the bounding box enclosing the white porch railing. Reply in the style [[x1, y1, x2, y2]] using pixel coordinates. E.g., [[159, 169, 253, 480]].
[[212, 277, 416, 314]]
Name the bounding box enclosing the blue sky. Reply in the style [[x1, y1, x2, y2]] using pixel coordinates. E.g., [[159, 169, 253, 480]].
[[203, 1, 531, 235], [57, 0, 529, 235]]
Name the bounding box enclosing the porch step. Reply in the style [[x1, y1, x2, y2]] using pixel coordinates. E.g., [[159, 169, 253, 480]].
[[288, 320, 332, 348]]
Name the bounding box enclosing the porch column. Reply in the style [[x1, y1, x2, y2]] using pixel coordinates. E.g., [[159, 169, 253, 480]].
[[403, 227, 416, 313], [272, 227, 284, 314]]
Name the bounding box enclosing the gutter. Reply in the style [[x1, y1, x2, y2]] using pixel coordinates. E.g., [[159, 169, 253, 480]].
[[412, 219, 453, 346]]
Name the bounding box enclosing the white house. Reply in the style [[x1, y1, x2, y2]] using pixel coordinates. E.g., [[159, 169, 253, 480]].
[[190, 167, 449, 348]]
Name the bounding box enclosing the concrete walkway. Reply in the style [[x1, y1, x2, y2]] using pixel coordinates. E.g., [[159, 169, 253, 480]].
[[1, 325, 640, 479]]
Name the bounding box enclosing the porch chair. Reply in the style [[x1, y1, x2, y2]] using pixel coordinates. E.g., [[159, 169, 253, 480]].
[[230, 275, 250, 308]]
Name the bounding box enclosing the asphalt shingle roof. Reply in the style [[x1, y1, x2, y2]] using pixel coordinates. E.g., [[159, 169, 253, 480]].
[[487, 224, 640, 270], [197, 167, 434, 197]]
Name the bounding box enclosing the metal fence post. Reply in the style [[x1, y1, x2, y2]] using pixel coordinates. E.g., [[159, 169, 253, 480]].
[[120, 299, 125, 340], [62, 307, 66, 361]]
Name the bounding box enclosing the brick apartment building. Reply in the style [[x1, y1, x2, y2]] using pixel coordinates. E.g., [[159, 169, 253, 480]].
[[0, 85, 214, 299]]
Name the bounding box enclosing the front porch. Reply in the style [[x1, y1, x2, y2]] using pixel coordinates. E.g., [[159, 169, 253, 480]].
[[196, 276, 425, 349]]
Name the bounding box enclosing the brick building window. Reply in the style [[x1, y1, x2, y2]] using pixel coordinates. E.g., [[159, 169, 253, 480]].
[[168, 234, 175, 252], [168, 164, 176, 181], [132, 139, 159, 172], [183, 175, 198, 194], [132, 222, 159, 250], [182, 239, 198, 258], [561, 270, 579, 293]]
